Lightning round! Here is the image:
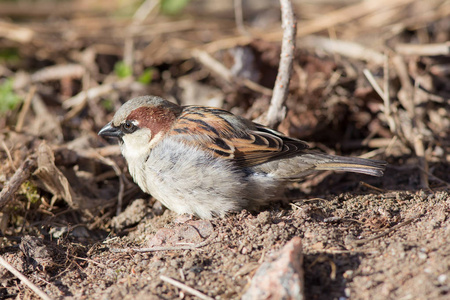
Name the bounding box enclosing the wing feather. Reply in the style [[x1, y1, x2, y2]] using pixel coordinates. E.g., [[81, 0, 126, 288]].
[[168, 106, 310, 167]]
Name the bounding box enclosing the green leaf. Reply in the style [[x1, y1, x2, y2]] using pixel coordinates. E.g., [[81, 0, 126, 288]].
[[21, 181, 40, 204], [101, 99, 114, 112], [138, 68, 154, 84], [0, 79, 22, 114], [114, 61, 133, 78], [160, 0, 190, 15], [0, 48, 19, 64]]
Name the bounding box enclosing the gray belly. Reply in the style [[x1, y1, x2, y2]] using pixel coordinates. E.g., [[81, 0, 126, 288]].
[[128, 138, 280, 218]]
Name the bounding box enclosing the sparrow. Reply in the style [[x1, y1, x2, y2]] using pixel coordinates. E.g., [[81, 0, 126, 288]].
[[99, 96, 386, 219]]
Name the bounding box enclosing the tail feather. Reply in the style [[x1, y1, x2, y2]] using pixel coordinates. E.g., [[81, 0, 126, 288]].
[[314, 155, 387, 177]]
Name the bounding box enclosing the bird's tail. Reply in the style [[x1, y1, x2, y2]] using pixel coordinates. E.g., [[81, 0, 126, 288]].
[[311, 152, 387, 177]]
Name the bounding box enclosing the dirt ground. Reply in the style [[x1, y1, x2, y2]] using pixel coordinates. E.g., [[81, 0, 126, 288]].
[[3, 175, 449, 300], [0, 0, 449, 299]]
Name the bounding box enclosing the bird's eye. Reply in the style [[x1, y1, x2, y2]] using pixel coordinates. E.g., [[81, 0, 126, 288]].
[[121, 120, 138, 133]]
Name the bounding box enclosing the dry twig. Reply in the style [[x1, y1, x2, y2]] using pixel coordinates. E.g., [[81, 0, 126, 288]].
[[31, 64, 85, 83], [1, 139, 16, 171], [359, 182, 385, 193], [301, 36, 385, 65], [351, 217, 417, 246], [0, 256, 52, 300], [63, 78, 132, 120], [160, 275, 214, 300], [365, 55, 430, 188], [257, 0, 297, 128], [192, 49, 272, 95], [396, 42, 450, 56], [234, 0, 248, 36], [274, 0, 417, 40], [203, 0, 417, 53], [341, 137, 401, 150], [16, 85, 36, 132], [417, 165, 450, 189], [0, 155, 37, 211], [124, 0, 160, 67], [110, 239, 211, 253], [363, 67, 397, 135], [0, 20, 34, 43], [392, 55, 430, 188], [110, 231, 216, 253]]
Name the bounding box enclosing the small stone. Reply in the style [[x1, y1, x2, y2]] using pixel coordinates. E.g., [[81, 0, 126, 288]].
[[437, 274, 447, 284], [242, 237, 304, 300], [146, 228, 177, 247], [343, 270, 354, 279], [344, 287, 351, 297], [256, 211, 271, 225], [186, 220, 213, 238], [178, 225, 202, 243], [149, 259, 163, 269], [418, 252, 427, 260]]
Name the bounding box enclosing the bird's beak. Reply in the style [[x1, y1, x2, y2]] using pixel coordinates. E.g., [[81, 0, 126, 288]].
[[98, 121, 122, 138]]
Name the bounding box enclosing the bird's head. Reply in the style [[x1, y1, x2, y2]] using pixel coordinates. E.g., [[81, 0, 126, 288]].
[[98, 96, 181, 160]]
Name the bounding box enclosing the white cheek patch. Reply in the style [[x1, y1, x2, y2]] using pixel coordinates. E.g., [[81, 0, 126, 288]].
[[148, 132, 164, 148], [121, 128, 153, 161]]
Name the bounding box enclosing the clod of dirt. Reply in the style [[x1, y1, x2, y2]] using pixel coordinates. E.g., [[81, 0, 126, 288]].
[[20, 235, 56, 273], [146, 220, 214, 247], [111, 198, 148, 230]]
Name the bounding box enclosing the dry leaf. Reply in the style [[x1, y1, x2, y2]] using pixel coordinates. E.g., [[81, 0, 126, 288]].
[[34, 142, 77, 208]]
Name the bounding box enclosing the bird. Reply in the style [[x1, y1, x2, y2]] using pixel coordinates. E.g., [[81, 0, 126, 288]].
[[99, 96, 386, 219]]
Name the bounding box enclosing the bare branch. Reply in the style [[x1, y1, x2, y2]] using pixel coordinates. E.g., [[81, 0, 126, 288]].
[[260, 0, 297, 128], [0, 156, 37, 211]]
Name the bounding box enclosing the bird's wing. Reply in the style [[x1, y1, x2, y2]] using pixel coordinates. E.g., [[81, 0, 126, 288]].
[[169, 106, 309, 167]]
